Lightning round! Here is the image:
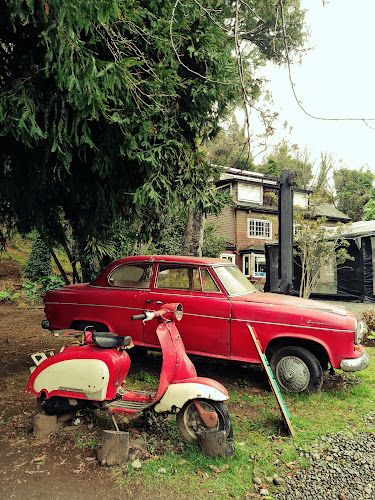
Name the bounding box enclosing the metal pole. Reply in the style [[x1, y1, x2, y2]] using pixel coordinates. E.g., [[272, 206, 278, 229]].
[[279, 169, 293, 295]]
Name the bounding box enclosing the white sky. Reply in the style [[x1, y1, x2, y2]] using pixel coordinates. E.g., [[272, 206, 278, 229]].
[[251, 0, 375, 173]]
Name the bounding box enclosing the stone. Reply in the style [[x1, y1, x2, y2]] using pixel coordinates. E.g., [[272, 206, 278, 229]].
[[57, 412, 76, 425], [131, 459, 142, 470], [259, 488, 269, 496], [253, 477, 262, 485], [198, 431, 229, 458], [158, 468, 167, 474], [273, 476, 284, 486], [33, 412, 59, 438]]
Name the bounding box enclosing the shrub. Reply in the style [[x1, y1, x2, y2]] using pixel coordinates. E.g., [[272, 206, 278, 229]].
[[0, 289, 20, 303], [24, 235, 52, 280], [362, 309, 375, 340], [22, 275, 65, 305]]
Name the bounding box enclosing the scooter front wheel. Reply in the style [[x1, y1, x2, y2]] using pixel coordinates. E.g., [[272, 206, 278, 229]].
[[176, 399, 232, 443]]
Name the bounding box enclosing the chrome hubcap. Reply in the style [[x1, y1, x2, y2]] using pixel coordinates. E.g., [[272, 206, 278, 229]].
[[276, 356, 310, 392]]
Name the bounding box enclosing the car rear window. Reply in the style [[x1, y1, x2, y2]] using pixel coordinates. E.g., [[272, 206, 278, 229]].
[[108, 264, 152, 288]]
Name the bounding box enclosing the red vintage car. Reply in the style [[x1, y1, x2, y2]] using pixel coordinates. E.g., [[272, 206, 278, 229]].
[[42, 255, 369, 393]]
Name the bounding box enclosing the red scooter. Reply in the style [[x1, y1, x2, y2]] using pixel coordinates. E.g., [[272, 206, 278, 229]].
[[26, 303, 232, 443]]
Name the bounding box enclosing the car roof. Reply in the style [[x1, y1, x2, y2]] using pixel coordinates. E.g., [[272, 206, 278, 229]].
[[107, 255, 231, 267]]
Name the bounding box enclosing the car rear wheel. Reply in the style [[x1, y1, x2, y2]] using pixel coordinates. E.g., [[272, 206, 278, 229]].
[[270, 346, 323, 394]]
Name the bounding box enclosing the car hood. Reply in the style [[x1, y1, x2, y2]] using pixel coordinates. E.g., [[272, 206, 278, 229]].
[[231, 292, 350, 317]]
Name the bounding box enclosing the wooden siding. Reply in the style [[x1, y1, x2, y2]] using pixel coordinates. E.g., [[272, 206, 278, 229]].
[[236, 211, 278, 252], [207, 205, 235, 243]]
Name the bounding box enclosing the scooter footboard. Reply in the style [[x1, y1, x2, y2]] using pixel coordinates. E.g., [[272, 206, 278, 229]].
[[154, 377, 228, 413]]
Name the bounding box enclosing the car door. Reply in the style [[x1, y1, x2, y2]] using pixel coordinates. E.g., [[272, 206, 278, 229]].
[[143, 264, 231, 357]]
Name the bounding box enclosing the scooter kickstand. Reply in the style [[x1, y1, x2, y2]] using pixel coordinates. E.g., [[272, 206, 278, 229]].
[[111, 413, 120, 432], [193, 400, 218, 428]]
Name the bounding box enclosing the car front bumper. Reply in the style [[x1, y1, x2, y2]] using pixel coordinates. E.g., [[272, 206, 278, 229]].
[[340, 348, 369, 372]]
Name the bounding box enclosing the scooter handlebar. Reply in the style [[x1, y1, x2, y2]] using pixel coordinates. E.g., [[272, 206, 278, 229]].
[[131, 313, 148, 321]]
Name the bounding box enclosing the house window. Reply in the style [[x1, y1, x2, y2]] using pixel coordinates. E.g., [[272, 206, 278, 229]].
[[247, 218, 272, 239], [238, 183, 262, 204], [242, 253, 266, 278], [294, 192, 308, 208], [220, 253, 236, 264], [217, 183, 232, 195]]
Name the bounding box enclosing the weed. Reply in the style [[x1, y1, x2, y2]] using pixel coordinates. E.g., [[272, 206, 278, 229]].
[[75, 433, 99, 450], [0, 289, 20, 303], [135, 370, 159, 386]]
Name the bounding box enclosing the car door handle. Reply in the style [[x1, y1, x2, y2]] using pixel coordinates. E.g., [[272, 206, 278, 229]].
[[146, 300, 163, 304]]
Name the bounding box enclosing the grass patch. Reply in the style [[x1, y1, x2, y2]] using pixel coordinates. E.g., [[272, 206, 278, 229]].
[[110, 348, 375, 499]]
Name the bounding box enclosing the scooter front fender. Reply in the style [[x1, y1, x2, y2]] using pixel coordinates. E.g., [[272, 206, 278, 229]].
[[154, 377, 228, 413]]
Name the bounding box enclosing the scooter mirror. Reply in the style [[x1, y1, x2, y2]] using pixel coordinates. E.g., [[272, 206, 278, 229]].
[[175, 303, 183, 322]]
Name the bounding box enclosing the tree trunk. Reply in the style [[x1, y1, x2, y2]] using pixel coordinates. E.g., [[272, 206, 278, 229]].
[[43, 239, 70, 285], [63, 241, 80, 284], [97, 430, 130, 466], [182, 207, 205, 257]]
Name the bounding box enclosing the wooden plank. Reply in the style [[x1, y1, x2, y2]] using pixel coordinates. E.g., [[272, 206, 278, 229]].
[[247, 324, 295, 437]]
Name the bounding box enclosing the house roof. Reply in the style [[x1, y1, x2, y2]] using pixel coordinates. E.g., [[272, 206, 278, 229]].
[[314, 203, 351, 222], [336, 220, 375, 239], [235, 201, 278, 214], [239, 244, 268, 253]]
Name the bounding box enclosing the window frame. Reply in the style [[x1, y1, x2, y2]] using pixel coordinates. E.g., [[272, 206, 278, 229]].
[[247, 218, 272, 239], [238, 183, 263, 204]]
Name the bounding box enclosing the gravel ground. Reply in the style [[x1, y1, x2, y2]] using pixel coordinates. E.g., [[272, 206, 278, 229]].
[[274, 299, 375, 500], [275, 416, 375, 500]]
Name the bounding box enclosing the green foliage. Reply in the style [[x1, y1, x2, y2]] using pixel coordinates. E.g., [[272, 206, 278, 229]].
[[75, 434, 99, 450], [202, 222, 227, 258], [257, 140, 313, 188], [22, 275, 65, 304], [0, 0, 307, 273], [294, 193, 353, 298], [136, 370, 159, 386], [24, 235, 52, 280], [0, 288, 19, 303], [333, 167, 374, 221], [203, 114, 254, 170], [363, 193, 375, 221]]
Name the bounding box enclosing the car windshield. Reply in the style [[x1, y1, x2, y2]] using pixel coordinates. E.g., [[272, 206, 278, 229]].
[[214, 265, 256, 296]]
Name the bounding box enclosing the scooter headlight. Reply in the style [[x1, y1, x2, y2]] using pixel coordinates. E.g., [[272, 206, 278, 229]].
[[175, 303, 183, 322]]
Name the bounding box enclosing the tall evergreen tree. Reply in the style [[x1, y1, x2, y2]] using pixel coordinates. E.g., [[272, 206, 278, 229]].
[[0, 0, 307, 272]]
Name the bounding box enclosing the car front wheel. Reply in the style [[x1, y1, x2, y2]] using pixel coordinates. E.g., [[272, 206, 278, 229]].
[[270, 346, 323, 394]]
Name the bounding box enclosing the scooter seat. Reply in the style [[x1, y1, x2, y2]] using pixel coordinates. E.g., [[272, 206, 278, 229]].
[[93, 332, 133, 349]]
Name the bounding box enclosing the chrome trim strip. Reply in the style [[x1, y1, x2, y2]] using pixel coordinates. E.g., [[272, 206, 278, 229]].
[[232, 317, 353, 333], [183, 312, 229, 321], [298, 305, 347, 316], [45, 302, 136, 311], [147, 291, 227, 299], [44, 302, 353, 333]]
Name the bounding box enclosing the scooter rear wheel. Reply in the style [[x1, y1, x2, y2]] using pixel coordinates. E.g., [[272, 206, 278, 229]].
[[176, 399, 232, 443]]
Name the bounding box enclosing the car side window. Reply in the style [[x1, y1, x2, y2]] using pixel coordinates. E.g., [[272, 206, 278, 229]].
[[200, 268, 220, 292], [156, 265, 201, 291], [108, 264, 152, 288]]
